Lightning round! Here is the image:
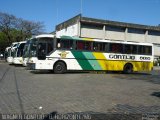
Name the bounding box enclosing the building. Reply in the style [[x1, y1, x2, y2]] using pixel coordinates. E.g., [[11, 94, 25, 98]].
[[56, 14, 160, 60]]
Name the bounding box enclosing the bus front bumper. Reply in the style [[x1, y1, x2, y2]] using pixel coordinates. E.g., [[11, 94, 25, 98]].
[[27, 63, 36, 70], [7, 57, 13, 63], [13, 58, 23, 65]]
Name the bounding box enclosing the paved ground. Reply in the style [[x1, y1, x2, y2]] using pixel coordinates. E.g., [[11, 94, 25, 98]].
[[0, 62, 160, 119]]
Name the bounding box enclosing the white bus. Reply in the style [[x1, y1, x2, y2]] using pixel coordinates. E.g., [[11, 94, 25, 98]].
[[7, 42, 19, 63], [29, 36, 154, 74], [27, 34, 54, 69], [13, 41, 26, 65]]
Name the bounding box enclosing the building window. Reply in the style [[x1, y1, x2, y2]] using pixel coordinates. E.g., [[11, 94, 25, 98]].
[[128, 28, 145, 34], [81, 23, 103, 30], [106, 26, 125, 32], [148, 30, 160, 36]]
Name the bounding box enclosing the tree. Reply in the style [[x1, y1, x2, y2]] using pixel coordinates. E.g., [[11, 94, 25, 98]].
[[0, 12, 45, 53], [0, 12, 16, 44], [15, 18, 44, 41]]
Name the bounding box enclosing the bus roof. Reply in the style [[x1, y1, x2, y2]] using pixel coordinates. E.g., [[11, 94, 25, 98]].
[[18, 41, 27, 44], [32, 34, 54, 39]]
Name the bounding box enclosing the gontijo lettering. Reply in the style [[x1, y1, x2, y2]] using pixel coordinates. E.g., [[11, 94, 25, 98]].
[[109, 54, 135, 60]]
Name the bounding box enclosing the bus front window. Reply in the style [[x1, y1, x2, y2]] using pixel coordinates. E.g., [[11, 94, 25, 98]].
[[37, 43, 47, 60], [37, 38, 54, 60], [23, 45, 28, 58], [17, 43, 25, 57], [30, 39, 38, 57]]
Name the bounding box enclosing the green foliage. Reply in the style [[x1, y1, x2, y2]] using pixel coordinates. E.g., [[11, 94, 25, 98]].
[[0, 32, 7, 52]]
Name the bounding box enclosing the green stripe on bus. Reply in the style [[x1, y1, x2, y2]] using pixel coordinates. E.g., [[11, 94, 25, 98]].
[[82, 52, 102, 70], [71, 51, 102, 70], [61, 36, 82, 40], [71, 51, 94, 70]]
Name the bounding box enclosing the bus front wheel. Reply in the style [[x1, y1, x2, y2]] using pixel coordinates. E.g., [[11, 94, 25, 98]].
[[123, 63, 133, 74], [53, 61, 67, 74]]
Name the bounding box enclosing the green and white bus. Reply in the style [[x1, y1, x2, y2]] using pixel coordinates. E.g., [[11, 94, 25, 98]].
[[28, 36, 153, 74]]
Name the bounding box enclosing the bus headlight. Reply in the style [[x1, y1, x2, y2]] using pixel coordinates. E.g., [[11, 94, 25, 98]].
[[29, 60, 34, 63]]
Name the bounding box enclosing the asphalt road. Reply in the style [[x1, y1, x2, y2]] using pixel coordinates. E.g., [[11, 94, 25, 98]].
[[0, 62, 160, 119]]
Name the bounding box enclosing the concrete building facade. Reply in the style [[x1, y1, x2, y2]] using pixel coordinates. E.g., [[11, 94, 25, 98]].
[[56, 14, 160, 59]]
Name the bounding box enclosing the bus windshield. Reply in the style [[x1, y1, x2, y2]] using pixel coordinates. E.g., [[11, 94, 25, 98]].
[[30, 37, 54, 58], [11, 47, 18, 57], [23, 40, 30, 58], [37, 38, 54, 59], [30, 39, 38, 57], [17, 43, 26, 57]]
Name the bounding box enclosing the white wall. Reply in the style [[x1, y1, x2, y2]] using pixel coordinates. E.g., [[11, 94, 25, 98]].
[[56, 24, 78, 37], [147, 35, 160, 43], [81, 27, 103, 39], [127, 33, 145, 42], [105, 31, 125, 40], [153, 45, 160, 56]]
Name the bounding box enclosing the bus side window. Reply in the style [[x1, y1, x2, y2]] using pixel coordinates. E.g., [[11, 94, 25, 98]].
[[56, 39, 61, 48], [93, 42, 105, 52], [58, 39, 74, 50], [76, 41, 92, 51], [61, 40, 70, 49], [84, 41, 92, 51], [110, 43, 123, 53], [47, 43, 53, 54], [132, 45, 138, 54], [77, 41, 85, 50], [138, 45, 143, 55], [144, 46, 152, 55], [69, 40, 74, 49]]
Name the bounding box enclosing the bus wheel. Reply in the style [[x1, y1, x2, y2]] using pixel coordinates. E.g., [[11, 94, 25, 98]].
[[53, 61, 66, 74], [123, 63, 133, 74]]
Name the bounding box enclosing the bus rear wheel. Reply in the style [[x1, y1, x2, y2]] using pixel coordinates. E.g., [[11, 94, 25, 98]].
[[53, 61, 66, 74], [123, 63, 133, 74]]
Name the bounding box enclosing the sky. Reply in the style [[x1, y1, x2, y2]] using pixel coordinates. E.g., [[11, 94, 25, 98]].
[[0, 0, 160, 33]]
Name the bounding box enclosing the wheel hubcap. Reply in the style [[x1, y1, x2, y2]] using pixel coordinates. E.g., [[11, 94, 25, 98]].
[[56, 65, 62, 71]]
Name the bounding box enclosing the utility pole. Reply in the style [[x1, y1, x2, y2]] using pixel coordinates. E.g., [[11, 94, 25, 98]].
[[80, 0, 83, 15]]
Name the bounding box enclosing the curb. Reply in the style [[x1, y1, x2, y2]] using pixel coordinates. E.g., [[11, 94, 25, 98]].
[[0, 60, 6, 63], [153, 66, 160, 70]]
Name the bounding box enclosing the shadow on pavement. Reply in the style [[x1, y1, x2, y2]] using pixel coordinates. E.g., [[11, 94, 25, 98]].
[[29, 70, 152, 75], [151, 92, 160, 98], [30, 70, 90, 74]]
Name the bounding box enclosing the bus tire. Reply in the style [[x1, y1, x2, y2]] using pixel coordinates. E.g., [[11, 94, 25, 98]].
[[53, 61, 67, 74], [123, 63, 133, 74]]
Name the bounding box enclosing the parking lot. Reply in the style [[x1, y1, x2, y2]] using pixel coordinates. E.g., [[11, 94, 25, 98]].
[[0, 62, 160, 119]]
